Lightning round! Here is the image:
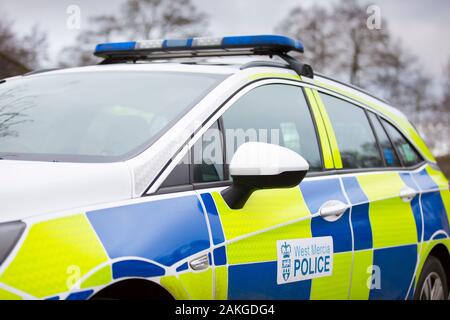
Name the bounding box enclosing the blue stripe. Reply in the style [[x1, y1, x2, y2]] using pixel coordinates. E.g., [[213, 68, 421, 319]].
[[421, 192, 450, 240], [228, 262, 311, 300], [66, 290, 94, 300], [300, 178, 347, 214], [201, 193, 225, 245], [369, 244, 417, 300], [112, 260, 165, 279], [343, 177, 373, 250], [88, 195, 210, 266], [412, 169, 438, 190], [311, 211, 352, 253], [176, 262, 189, 272], [411, 169, 450, 240], [213, 246, 227, 266], [400, 173, 423, 241], [302, 178, 352, 252]]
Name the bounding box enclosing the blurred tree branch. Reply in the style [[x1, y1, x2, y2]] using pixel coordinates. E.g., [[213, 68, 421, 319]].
[[277, 0, 447, 155], [0, 17, 48, 78], [59, 0, 208, 67]]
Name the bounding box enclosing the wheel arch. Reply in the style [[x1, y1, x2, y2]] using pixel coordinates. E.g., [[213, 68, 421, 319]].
[[428, 243, 450, 290], [90, 278, 175, 300], [416, 242, 450, 294]]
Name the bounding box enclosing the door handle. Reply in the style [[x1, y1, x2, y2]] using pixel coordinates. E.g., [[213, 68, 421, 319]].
[[319, 200, 349, 222], [399, 187, 418, 202]]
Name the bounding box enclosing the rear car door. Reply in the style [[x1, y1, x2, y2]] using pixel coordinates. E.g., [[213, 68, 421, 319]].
[[192, 81, 354, 299], [316, 92, 421, 300]]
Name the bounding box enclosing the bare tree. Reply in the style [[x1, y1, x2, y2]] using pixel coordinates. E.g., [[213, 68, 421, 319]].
[[0, 16, 48, 78], [276, 5, 339, 74], [121, 0, 207, 39], [59, 0, 208, 67], [276, 0, 443, 154]]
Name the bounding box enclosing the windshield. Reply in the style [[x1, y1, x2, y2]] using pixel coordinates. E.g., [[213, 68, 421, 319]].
[[0, 71, 225, 162]]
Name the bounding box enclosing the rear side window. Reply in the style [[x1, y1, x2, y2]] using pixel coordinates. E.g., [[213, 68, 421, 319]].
[[367, 112, 401, 167], [320, 93, 383, 169], [381, 119, 423, 167]]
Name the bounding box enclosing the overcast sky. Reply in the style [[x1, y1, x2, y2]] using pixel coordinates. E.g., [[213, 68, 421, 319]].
[[2, 0, 450, 81]]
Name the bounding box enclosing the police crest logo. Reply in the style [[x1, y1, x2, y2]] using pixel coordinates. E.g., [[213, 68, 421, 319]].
[[281, 242, 292, 281], [277, 237, 334, 284]]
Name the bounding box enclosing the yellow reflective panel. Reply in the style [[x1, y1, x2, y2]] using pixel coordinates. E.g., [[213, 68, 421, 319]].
[[212, 187, 311, 241], [178, 269, 213, 300], [0, 287, 22, 300], [426, 165, 449, 190], [304, 88, 334, 169], [357, 172, 405, 201], [226, 219, 311, 265], [311, 90, 343, 168], [315, 80, 436, 162], [0, 214, 108, 298], [357, 173, 418, 248], [214, 266, 228, 300], [80, 265, 112, 289], [349, 249, 373, 300], [160, 276, 189, 300], [310, 252, 352, 300], [440, 190, 450, 226]]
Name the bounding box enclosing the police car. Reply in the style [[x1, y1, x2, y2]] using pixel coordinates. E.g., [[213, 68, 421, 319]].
[[0, 35, 449, 300]]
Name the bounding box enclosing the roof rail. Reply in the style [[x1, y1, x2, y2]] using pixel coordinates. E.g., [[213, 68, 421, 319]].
[[94, 35, 314, 78]]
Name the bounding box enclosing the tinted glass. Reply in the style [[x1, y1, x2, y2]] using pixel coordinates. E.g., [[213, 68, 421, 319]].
[[0, 71, 224, 162], [222, 84, 322, 171], [367, 112, 401, 167], [320, 93, 383, 169], [192, 121, 224, 183], [381, 119, 423, 167]]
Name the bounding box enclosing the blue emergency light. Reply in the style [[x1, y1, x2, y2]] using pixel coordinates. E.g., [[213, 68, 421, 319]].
[[93, 35, 313, 78], [94, 35, 304, 59]]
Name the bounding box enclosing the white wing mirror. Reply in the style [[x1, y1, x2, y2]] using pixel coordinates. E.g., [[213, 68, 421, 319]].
[[221, 142, 309, 209]]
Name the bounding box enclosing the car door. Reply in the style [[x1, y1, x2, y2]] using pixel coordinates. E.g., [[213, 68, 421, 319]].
[[192, 82, 354, 300], [316, 92, 420, 300]]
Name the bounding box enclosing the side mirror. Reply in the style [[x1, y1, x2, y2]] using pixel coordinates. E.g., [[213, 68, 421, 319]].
[[221, 142, 309, 209]]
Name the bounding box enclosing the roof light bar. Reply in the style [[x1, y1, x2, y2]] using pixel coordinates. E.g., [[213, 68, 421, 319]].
[[94, 35, 304, 59]]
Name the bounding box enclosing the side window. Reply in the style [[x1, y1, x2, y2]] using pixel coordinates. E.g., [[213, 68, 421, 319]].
[[222, 84, 322, 171], [367, 112, 401, 167], [320, 93, 383, 169], [192, 121, 224, 183], [381, 119, 423, 167]]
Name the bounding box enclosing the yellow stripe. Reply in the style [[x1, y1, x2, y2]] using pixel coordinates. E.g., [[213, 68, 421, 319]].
[[315, 80, 436, 162], [214, 266, 228, 300], [310, 252, 352, 300], [357, 173, 417, 248], [0, 287, 23, 300], [0, 214, 109, 298], [212, 187, 311, 241], [304, 88, 334, 169], [311, 90, 343, 168], [178, 269, 213, 300], [349, 250, 373, 300], [80, 265, 112, 289], [160, 275, 190, 300], [226, 219, 312, 265]]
